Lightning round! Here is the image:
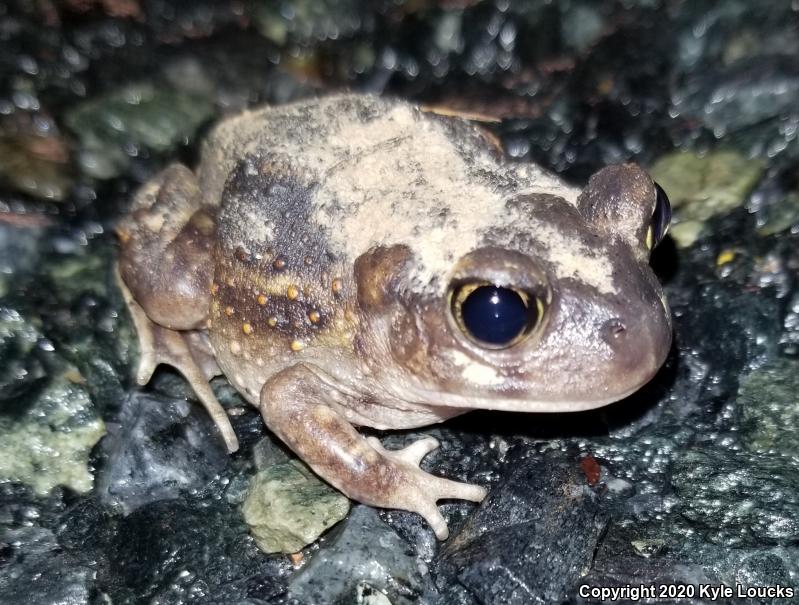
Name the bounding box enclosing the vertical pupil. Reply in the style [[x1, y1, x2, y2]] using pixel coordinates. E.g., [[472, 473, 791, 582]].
[[459, 285, 533, 346]]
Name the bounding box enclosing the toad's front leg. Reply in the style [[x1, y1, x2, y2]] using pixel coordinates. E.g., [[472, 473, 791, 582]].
[[260, 364, 487, 540]]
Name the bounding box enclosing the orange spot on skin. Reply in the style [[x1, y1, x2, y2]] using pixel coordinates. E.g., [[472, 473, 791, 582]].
[[331, 278, 343, 294], [211, 283, 219, 295], [308, 310, 320, 324], [287, 285, 299, 300], [290, 340, 304, 352], [225, 276, 235, 286], [242, 322, 253, 335], [267, 316, 278, 327], [257, 294, 267, 305], [580, 456, 601, 486], [225, 306, 235, 316]]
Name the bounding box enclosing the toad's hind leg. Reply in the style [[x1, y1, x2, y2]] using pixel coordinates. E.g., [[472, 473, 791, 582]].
[[260, 364, 487, 540], [116, 163, 238, 452], [117, 272, 238, 452], [117, 163, 216, 331]]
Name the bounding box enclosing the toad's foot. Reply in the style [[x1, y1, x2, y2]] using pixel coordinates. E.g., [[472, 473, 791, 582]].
[[117, 269, 238, 453], [260, 364, 487, 540], [365, 435, 487, 538]]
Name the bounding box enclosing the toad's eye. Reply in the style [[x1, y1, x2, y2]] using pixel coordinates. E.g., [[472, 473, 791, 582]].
[[450, 283, 543, 348], [646, 182, 672, 250]]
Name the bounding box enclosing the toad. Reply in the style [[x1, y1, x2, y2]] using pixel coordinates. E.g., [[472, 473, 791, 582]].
[[116, 94, 672, 539]]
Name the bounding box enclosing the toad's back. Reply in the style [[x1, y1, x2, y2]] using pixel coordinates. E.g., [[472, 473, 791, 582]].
[[200, 95, 582, 295]]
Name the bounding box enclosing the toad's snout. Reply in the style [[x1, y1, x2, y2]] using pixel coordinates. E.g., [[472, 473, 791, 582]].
[[597, 295, 672, 393]]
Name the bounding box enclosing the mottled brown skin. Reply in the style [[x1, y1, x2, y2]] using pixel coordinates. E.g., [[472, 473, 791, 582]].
[[116, 94, 672, 540]]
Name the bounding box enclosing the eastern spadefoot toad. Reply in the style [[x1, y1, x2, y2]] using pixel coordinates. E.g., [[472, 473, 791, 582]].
[[116, 94, 672, 539]]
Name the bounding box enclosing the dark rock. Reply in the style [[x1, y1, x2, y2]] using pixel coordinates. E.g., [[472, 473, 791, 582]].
[[101, 498, 290, 603], [288, 505, 428, 605], [581, 520, 799, 605], [738, 357, 799, 456], [0, 305, 48, 405], [0, 526, 94, 605], [671, 447, 799, 546], [55, 496, 118, 554], [674, 56, 799, 138], [436, 450, 608, 605], [30, 238, 134, 412], [576, 521, 718, 605], [64, 82, 216, 179], [96, 391, 229, 514], [0, 223, 44, 298]]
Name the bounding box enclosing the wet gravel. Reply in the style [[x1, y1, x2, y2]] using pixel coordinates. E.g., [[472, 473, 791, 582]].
[[1, 1, 799, 603]]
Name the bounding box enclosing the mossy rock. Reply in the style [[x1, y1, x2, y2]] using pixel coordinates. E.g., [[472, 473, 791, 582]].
[[650, 150, 764, 247], [242, 460, 350, 554]]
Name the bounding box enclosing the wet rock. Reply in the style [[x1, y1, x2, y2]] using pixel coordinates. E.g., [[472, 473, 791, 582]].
[[436, 450, 608, 605], [673, 1, 799, 72], [101, 498, 289, 603], [674, 56, 799, 137], [649, 150, 765, 247], [0, 305, 47, 403], [96, 391, 229, 514], [252, 434, 292, 470], [288, 505, 427, 605], [1, 2, 799, 603], [0, 223, 44, 299], [783, 291, 799, 356], [738, 357, 799, 457], [243, 460, 350, 554], [0, 132, 73, 201], [0, 526, 93, 605], [33, 240, 135, 412], [581, 519, 799, 605], [55, 496, 118, 554], [64, 82, 215, 179], [578, 522, 717, 605], [247, 0, 364, 47], [560, 2, 605, 53], [755, 191, 799, 236], [0, 308, 105, 495], [671, 447, 799, 547]]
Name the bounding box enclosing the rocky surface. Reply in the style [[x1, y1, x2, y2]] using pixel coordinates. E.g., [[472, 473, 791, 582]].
[[1, 1, 798, 604]]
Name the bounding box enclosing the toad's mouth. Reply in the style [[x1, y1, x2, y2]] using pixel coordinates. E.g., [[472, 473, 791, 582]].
[[393, 379, 654, 413], [303, 336, 665, 427]]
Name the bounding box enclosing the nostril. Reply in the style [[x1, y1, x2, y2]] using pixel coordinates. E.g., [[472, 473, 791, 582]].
[[602, 318, 627, 342]]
